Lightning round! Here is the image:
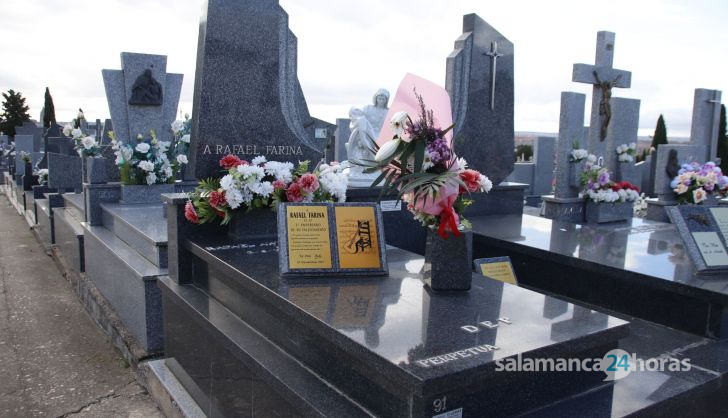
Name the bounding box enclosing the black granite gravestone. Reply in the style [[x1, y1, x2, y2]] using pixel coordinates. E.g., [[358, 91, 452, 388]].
[[187, 0, 331, 180], [446, 14, 514, 185]]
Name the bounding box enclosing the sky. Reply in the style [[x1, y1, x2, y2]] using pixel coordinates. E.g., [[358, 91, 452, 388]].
[[1, 0, 726, 138]]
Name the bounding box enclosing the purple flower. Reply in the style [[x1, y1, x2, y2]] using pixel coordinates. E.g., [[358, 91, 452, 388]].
[[598, 170, 610, 186], [426, 137, 451, 165]]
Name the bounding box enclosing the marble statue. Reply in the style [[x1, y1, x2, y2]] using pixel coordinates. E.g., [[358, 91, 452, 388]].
[[344, 89, 389, 187], [347, 89, 390, 164]]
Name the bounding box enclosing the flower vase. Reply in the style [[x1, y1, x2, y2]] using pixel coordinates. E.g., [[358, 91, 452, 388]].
[[569, 161, 585, 189], [85, 157, 107, 184], [423, 228, 473, 291], [584, 201, 633, 223], [227, 209, 278, 241]]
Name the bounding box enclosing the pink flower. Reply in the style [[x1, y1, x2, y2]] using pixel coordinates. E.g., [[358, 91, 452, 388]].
[[272, 180, 287, 190], [459, 169, 482, 193], [298, 173, 320, 193], [184, 201, 199, 224], [208, 191, 227, 208], [693, 187, 707, 204], [286, 182, 304, 202]]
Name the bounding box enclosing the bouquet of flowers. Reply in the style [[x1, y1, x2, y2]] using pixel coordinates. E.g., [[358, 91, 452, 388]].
[[38, 168, 49, 186], [64, 122, 101, 157], [185, 155, 349, 225], [616, 143, 637, 163], [20, 151, 31, 164], [170, 115, 191, 168], [670, 161, 728, 204], [569, 148, 589, 162], [357, 90, 491, 239], [581, 156, 640, 203], [110, 129, 188, 185]]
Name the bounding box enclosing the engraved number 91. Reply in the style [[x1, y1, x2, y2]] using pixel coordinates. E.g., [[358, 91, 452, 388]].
[[433, 396, 447, 413]]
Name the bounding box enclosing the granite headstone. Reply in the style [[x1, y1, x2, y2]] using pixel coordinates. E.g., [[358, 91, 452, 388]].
[[187, 0, 327, 180], [102, 53, 182, 145], [607, 97, 641, 186], [47, 153, 82, 193], [14, 121, 43, 152], [446, 13, 514, 184], [689, 88, 722, 163], [334, 118, 351, 163], [653, 144, 706, 200]]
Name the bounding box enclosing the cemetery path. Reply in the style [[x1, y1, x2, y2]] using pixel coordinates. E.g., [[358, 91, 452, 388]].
[[0, 197, 163, 417]]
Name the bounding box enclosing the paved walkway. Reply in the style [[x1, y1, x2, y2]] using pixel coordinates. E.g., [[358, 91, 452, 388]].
[[0, 194, 163, 417]]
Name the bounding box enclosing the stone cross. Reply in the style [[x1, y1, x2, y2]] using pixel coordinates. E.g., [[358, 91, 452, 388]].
[[572, 31, 632, 163], [484, 41, 504, 110]]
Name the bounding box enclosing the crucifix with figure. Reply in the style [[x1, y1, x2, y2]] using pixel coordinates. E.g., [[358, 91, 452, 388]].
[[572, 31, 632, 162]]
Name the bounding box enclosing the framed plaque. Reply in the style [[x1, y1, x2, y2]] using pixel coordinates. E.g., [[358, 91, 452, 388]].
[[278, 202, 388, 277], [666, 205, 728, 273], [474, 256, 518, 285]]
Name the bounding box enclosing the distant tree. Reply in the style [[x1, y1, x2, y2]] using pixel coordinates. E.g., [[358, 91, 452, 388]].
[[514, 144, 533, 162], [0, 89, 31, 138], [42, 87, 56, 128], [718, 105, 728, 173], [650, 114, 668, 150]]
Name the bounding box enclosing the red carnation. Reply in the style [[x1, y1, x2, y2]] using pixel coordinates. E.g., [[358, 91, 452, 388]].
[[459, 169, 481, 193], [272, 180, 287, 190], [208, 190, 227, 208], [219, 154, 243, 170], [298, 173, 320, 193], [184, 201, 199, 224], [286, 182, 304, 202]]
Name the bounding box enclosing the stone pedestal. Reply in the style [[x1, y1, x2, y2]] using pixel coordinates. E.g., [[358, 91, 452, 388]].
[[645, 198, 677, 223], [584, 201, 633, 224], [542, 196, 585, 223]]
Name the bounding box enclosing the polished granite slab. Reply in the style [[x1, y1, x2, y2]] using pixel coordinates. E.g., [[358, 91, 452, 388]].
[[470, 214, 728, 338], [171, 235, 629, 417]]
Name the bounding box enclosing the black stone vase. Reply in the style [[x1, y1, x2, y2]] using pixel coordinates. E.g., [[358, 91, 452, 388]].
[[226, 208, 278, 241], [423, 227, 473, 291]]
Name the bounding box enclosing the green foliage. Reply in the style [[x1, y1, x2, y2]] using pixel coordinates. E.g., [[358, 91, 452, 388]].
[[0, 89, 31, 138], [650, 114, 668, 149], [42, 87, 56, 128], [718, 105, 728, 173], [514, 144, 533, 162]]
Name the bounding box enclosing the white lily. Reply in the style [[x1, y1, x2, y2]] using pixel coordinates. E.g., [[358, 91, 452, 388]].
[[375, 138, 401, 163], [390, 111, 408, 136]]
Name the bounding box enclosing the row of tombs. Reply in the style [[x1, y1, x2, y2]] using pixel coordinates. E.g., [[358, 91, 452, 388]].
[[1, 3, 727, 417], [3, 130, 728, 417]]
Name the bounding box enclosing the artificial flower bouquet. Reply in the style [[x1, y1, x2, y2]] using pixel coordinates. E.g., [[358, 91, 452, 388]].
[[110, 129, 188, 185], [616, 143, 637, 163], [185, 154, 349, 225], [670, 161, 728, 204], [38, 168, 49, 186], [170, 115, 191, 169], [581, 156, 640, 203], [356, 75, 491, 239]]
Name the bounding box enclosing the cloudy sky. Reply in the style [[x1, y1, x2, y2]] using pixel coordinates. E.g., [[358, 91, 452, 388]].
[[1, 0, 726, 137]]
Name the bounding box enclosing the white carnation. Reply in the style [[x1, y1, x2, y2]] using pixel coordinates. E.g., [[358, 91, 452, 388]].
[[145, 172, 157, 185], [479, 174, 493, 192], [250, 181, 274, 198], [252, 155, 267, 165], [220, 174, 235, 191], [226, 189, 243, 209]]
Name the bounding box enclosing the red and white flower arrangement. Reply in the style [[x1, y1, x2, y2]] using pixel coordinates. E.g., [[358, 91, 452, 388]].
[[185, 154, 348, 224]]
